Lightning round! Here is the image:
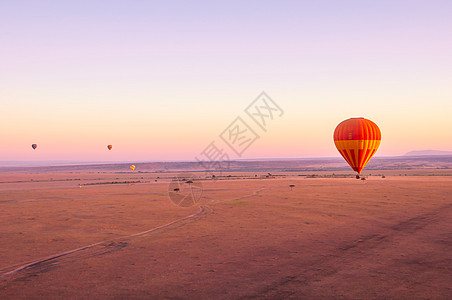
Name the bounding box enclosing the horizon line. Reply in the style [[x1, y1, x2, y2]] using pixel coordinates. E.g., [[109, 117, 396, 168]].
[[2, 154, 452, 168]]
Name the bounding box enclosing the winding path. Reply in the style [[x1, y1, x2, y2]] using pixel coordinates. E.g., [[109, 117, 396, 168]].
[[0, 205, 212, 280], [0, 186, 268, 281]]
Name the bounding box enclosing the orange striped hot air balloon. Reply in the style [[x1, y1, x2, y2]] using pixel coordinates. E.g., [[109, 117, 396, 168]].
[[333, 117, 381, 177], [107, 145, 112, 150]]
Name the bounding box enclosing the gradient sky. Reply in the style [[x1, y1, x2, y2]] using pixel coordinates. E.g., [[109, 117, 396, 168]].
[[1, 0, 451, 162]]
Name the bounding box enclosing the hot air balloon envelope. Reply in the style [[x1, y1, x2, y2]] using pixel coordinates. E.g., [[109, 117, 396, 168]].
[[130, 165, 136, 171], [31, 144, 37, 150], [107, 145, 112, 150], [333, 117, 381, 174]]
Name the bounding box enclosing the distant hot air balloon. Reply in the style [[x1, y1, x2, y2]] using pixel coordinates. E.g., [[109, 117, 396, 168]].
[[107, 145, 112, 150], [31, 144, 37, 150], [333, 117, 381, 178], [130, 165, 136, 171]]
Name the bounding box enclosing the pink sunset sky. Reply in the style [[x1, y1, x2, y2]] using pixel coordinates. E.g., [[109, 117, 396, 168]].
[[1, 1, 451, 162]]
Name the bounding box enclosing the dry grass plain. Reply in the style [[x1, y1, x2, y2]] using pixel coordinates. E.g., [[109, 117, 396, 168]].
[[0, 171, 451, 299]]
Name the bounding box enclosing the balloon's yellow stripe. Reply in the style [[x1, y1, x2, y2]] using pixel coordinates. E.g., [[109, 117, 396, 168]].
[[362, 139, 381, 168], [334, 139, 380, 173]]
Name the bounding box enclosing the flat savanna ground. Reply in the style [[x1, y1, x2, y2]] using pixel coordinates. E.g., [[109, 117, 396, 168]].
[[0, 171, 451, 299]]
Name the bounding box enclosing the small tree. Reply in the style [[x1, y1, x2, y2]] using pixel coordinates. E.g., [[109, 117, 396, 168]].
[[289, 184, 295, 191]]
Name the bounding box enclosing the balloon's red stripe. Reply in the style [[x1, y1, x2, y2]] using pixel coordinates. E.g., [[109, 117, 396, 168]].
[[349, 149, 357, 170], [340, 149, 354, 169], [334, 117, 381, 141], [358, 148, 367, 172]]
